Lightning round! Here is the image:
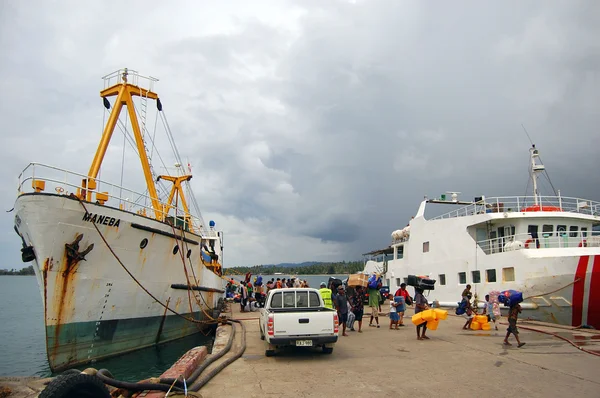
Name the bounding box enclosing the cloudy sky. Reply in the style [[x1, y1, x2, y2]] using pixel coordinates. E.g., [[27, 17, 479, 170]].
[[0, 0, 598, 268]]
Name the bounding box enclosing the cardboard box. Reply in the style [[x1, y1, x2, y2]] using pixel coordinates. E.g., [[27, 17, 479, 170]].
[[347, 273, 369, 287]]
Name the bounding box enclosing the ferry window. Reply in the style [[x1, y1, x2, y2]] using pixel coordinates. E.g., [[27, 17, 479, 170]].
[[542, 225, 553, 238], [438, 274, 446, 285], [486, 269, 497, 283], [396, 278, 401, 286], [270, 292, 282, 308], [423, 242, 430, 253], [386, 279, 391, 287], [308, 291, 321, 307], [557, 225, 567, 237], [403, 278, 408, 285], [472, 271, 481, 284], [458, 272, 467, 284], [569, 226, 578, 238], [397, 246, 404, 259], [502, 267, 515, 282], [582, 227, 588, 237]]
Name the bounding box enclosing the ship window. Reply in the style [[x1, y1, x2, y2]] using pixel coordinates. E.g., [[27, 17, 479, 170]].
[[569, 226, 578, 238], [423, 241, 430, 253], [557, 225, 567, 237], [438, 274, 446, 285], [472, 271, 481, 283], [172, 245, 179, 255], [582, 227, 588, 237], [486, 269, 497, 283], [186, 249, 192, 259], [396, 278, 401, 286], [386, 279, 391, 287], [502, 267, 515, 282], [403, 278, 408, 284], [396, 246, 404, 259], [140, 238, 148, 249], [542, 225, 553, 238], [458, 272, 467, 284]]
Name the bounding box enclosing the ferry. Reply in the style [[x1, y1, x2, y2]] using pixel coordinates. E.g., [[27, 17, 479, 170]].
[[13, 69, 225, 371], [363, 145, 600, 329]]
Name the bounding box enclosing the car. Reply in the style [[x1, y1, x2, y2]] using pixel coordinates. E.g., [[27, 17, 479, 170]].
[[259, 288, 339, 356]]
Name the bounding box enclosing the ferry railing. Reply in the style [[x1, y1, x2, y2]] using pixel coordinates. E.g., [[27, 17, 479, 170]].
[[17, 162, 217, 238], [430, 196, 600, 220], [476, 230, 599, 255]]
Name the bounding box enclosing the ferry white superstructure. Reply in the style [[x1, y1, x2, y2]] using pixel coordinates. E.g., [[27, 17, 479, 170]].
[[364, 145, 600, 329]]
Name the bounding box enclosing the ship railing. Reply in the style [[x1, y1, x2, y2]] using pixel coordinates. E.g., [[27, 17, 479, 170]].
[[101, 68, 159, 92], [17, 162, 216, 238], [476, 230, 599, 255], [431, 195, 600, 220]]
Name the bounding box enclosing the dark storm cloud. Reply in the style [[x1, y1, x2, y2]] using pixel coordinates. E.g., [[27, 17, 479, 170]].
[[0, 0, 598, 267]]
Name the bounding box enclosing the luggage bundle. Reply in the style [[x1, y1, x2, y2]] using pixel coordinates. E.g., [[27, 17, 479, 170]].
[[347, 273, 369, 288], [406, 275, 436, 290], [411, 308, 448, 330], [498, 289, 523, 307]]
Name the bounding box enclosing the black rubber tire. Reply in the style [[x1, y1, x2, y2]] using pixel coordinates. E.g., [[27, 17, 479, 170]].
[[322, 347, 334, 354], [40, 373, 110, 398], [265, 349, 275, 357]]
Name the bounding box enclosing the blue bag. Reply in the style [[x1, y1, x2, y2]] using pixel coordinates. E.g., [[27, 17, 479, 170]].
[[455, 299, 467, 315], [498, 290, 523, 307], [368, 275, 379, 289]]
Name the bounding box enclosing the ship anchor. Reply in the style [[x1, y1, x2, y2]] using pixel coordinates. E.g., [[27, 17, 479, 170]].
[[65, 233, 94, 264]]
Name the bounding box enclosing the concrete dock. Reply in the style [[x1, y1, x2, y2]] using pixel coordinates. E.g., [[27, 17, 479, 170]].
[[2, 305, 599, 397], [202, 305, 600, 398]]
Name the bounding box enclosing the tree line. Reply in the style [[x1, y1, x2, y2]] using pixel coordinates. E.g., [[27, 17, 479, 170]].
[[0, 265, 35, 276], [223, 261, 365, 276]]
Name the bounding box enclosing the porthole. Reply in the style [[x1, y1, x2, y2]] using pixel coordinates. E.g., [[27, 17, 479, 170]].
[[186, 249, 192, 259], [173, 245, 179, 255], [140, 238, 148, 249]]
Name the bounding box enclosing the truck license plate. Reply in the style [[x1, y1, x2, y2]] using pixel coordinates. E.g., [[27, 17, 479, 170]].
[[296, 340, 312, 347]]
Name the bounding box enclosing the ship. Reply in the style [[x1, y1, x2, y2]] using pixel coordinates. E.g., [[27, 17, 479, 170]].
[[13, 69, 226, 372], [363, 144, 600, 329]]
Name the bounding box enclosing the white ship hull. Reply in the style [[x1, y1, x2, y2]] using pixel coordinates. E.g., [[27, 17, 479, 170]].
[[14, 193, 225, 372], [365, 196, 600, 329]]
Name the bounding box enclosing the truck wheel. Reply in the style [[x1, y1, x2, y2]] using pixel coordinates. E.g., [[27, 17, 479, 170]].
[[265, 349, 275, 357], [322, 346, 333, 354], [260, 327, 265, 340]]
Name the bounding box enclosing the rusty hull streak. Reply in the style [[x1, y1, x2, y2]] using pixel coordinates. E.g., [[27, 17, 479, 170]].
[[50, 234, 87, 362]]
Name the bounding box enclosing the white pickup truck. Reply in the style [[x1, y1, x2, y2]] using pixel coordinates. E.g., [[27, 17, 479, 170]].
[[259, 288, 339, 356]]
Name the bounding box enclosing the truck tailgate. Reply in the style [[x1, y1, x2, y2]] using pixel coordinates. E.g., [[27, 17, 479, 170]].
[[273, 310, 335, 337]]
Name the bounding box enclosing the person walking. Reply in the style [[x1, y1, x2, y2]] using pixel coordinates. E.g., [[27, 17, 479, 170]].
[[368, 281, 381, 328], [484, 294, 499, 331], [350, 285, 365, 333], [462, 293, 475, 330], [414, 287, 429, 340], [334, 286, 349, 337], [319, 282, 334, 309], [504, 302, 526, 347], [394, 283, 410, 326], [239, 283, 248, 313]]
